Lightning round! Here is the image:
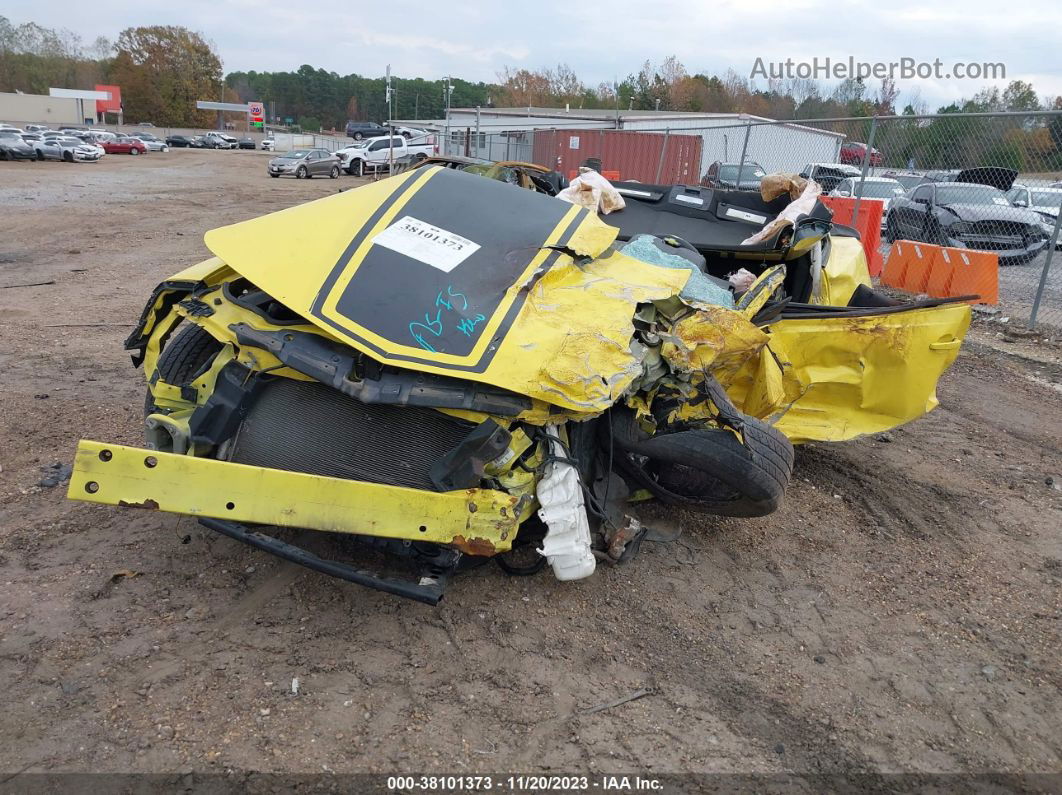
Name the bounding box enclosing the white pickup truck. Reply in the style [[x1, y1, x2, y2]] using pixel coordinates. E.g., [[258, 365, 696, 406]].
[[336, 135, 437, 176]]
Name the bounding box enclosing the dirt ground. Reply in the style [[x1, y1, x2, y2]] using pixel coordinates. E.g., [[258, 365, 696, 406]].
[[1, 151, 1061, 785]]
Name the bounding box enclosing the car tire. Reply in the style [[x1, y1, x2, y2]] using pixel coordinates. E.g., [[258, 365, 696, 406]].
[[353, 132, 364, 141], [354, 159, 363, 177], [609, 406, 794, 519], [161, 146, 169, 152], [64, 151, 74, 163], [144, 325, 224, 418], [270, 173, 279, 178], [35, 149, 43, 161], [130, 148, 140, 155], [330, 166, 339, 179], [296, 166, 308, 179]]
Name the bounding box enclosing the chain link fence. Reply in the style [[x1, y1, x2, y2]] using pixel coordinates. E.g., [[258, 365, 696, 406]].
[[449, 111, 1062, 329]]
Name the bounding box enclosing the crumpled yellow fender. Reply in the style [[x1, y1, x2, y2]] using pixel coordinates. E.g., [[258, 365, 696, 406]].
[[766, 303, 971, 442]]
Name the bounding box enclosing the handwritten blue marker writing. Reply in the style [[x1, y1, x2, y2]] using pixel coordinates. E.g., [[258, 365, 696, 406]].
[[409, 285, 483, 352]]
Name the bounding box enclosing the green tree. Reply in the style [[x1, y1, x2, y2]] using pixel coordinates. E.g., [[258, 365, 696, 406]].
[[110, 26, 222, 126]]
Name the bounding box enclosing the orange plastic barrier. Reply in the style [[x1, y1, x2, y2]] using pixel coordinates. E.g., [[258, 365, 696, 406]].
[[948, 249, 999, 304], [926, 247, 954, 298], [881, 241, 909, 288], [900, 242, 939, 293], [820, 196, 885, 276], [880, 241, 998, 304]]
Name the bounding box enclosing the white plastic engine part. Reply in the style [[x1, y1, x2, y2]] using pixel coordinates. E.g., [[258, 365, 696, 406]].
[[535, 425, 597, 581]]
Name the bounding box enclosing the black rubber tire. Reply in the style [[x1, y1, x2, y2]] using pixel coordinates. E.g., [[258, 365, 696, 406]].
[[329, 166, 339, 179], [612, 412, 794, 518], [354, 159, 363, 177], [353, 132, 364, 140], [270, 172, 279, 178], [144, 325, 223, 416], [296, 166, 307, 179], [130, 148, 140, 155]]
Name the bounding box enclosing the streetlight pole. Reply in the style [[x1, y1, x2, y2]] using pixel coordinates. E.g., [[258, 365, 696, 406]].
[[444, 75, 454, 155]]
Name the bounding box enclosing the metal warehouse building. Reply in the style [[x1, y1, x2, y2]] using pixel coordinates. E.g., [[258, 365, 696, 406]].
[[397, 107, 845, 177]]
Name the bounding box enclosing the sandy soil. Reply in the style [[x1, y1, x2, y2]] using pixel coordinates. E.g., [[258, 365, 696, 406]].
[[1, 151, 1060, 784]]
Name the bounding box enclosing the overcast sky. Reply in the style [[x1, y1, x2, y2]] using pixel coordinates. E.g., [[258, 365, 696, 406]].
[[12, 0, 1061, 110]]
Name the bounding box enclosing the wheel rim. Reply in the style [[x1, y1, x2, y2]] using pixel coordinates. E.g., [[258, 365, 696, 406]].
[[297, 167, 306, 178], [331, 167, 339, 178]]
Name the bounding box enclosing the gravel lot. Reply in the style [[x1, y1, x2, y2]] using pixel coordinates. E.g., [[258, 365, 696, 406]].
[[1, 150, 1060, 785]]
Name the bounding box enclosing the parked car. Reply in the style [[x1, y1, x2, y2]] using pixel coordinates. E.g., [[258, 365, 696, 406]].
[[165, 135, 195, 148], [839, 141, 884, 167], [336, 135, 436, 176], [204, 132, 239, 150], [0, 130, 35, 160], [344, 120, 390, 140], [261, 138, 275, 151], [130, 133, 170, 152], [1007, 183, 1062, 248], [189, 136, 208, 148], [829, 176, 906, 231], [83, 130, 117, 142], [799, 163, 862, 193], [700, 161, 766, 190], [25, 124, 52, 133], [100, 137, 148, 155], [43, 135, 103, 162], [880, 170, 926, 192], [30, 137, 65, 162], [885, 171, 1049, 265], [267, 148, 340, 178], [237, 137, 256, 150], [394, 125, 429, 139]]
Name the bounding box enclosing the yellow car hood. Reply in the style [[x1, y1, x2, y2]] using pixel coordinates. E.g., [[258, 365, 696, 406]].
[[204, 166, 690, 412]]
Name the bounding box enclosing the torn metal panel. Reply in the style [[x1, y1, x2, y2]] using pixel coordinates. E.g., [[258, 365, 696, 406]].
[[765, 303, 971, 442]]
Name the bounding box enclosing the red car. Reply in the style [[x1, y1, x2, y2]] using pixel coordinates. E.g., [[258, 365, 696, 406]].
[[100, 137, 147, 155], [839, 141, 883, 167]]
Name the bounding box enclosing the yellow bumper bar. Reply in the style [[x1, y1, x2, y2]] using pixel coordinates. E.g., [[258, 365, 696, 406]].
[[68, 441, 522, 555]]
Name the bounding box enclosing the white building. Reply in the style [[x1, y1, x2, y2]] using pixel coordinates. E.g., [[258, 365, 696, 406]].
[[394, 107, 845, 176]]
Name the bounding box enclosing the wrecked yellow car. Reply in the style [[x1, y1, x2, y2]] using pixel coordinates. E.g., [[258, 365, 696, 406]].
[[68, 166, 970, 603]]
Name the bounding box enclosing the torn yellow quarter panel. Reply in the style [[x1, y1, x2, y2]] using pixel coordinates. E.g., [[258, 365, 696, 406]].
[[766, 302, 971, 443]]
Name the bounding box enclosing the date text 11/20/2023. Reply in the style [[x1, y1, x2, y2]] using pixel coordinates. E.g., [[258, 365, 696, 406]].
[[386, 774, 664, 791]]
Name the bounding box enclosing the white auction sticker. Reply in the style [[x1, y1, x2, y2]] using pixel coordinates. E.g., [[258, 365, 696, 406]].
[[724, 206, 768, 224], [372, 216, 480, 273]]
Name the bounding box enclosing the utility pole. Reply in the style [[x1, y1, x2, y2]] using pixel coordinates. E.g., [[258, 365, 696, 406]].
[[444, 75, 454, 155], [386, 64, 394, 172]]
